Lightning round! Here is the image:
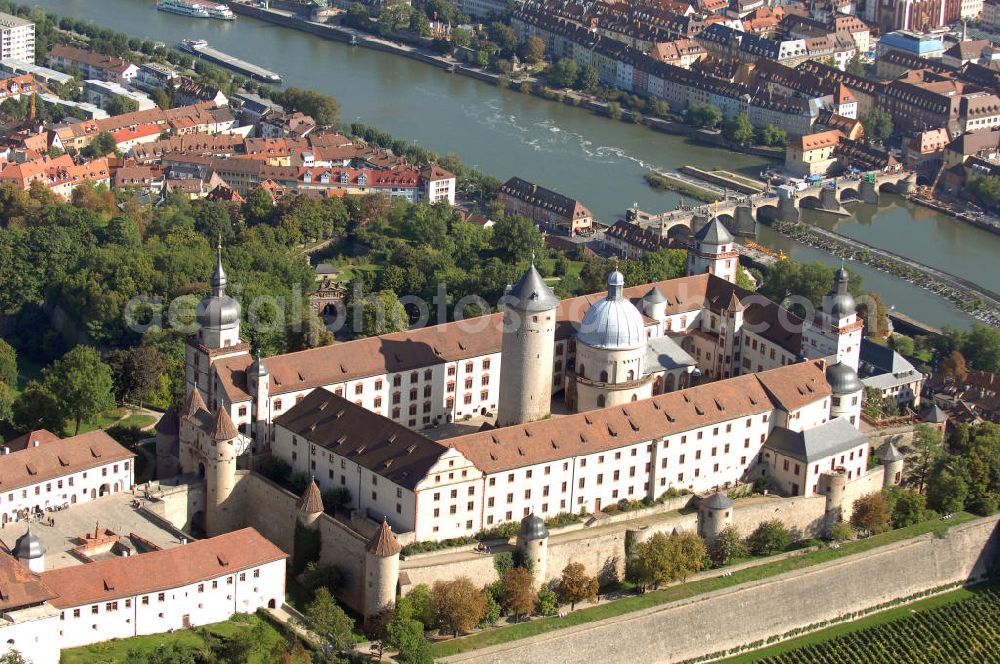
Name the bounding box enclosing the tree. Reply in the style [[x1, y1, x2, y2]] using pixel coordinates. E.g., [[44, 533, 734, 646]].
[[451, 27, 472, 48], [846, 53, 865, 77], [387, 613, 431, 664], [43, 346, 115, 435], [13, 381, 66, 434], [547, 58, 579, 89], [408, 8, 431, 35], [106, 93, 139, 116], [430, 578, 487, 636], [889, 487, 926, 528], [939, 349, 968, 383], [576, 64, 599, 92], [357, 290, 408, 338], [86, 131, 118, 157], [926, 464, 969, 514], [398, 584, 434, 628], [890, 334, 915, 358], [304, 587, 355, 653], [863, 386, 887, 420], [912, 424, 943, 493], [0, 338, 16, 388], [747, 519, 790, 556], [850, 491, 890, 536], [0, 650, 30, 664], [722, 113, 755, 146], [489, 22, 518, 55], [631, 531, 707, 589], [276, 87, 341, 126], [863, 108, 893, 144], [686, 102, 722, 128], [708, 525, 748, 567], [489, 214, 543, 263], [107, 346, 165, 409], [535, 584, 558, 616], [243, 186, 275, 226], [501, 566, 535, 622], [760, 124, 788, 147], [151, 86, 172, 110], [735, 265, 756, 291], [520, 36, 545, 64], [556, 562, 597, 610]]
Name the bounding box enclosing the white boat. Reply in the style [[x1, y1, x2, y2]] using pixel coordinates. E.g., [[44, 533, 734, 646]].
[[157, 0, 211, 18], [180, 38, 208, 51], [202, 1, 236, 20]]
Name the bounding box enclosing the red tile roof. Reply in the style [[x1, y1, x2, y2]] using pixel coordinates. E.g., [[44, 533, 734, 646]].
[[0, 430, 134, 493], [0, 552, 57, 610], [42, 528, 287, 608]]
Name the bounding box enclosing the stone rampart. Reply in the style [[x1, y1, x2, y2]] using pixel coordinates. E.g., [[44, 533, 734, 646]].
[[442, 515, 1000, 663]]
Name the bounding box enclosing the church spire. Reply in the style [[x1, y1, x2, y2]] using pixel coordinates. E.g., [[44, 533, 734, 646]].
[[210, 238, 226, 297]]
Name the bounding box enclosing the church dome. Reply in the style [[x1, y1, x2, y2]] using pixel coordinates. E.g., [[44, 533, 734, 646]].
[[826, 267, 856, 319], [196, 294, 241, 328], [826, 361, 862, 395], [13, 528, 45, 560], [577, 271, 646, 351]]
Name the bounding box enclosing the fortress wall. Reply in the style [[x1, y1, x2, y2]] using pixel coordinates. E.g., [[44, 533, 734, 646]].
[[443, 515, 1000, 664], [401, 554, 499, 592], [238, 472, 369, 612]]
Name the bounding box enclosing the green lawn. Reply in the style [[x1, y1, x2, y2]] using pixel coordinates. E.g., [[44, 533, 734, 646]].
[[428, 513, 977, 659], [718, 581, 998, 663], [75, 408, 132, 434], [539, 257, 584, 280], [117, 413, 158, 430], [61, 612, 290, 664]]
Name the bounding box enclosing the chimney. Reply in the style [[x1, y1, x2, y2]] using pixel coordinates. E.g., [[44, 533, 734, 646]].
[[1, 447, 7, 455], [32, 440, 39, 447]]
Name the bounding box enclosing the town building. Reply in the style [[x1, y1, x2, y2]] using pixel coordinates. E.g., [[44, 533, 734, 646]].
[[47, 44, 137, 85], [0, 12, 34, 64], [497, 176, 594, 235], [81, 79, 157, 112], [785, 129, 843, 176]]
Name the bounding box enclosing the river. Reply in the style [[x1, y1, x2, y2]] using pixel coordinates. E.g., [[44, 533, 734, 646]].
[[38, 0, 998, 329]]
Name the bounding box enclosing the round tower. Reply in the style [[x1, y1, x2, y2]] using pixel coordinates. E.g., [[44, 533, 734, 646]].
[[876, 441, 905, 488], [154, 405, 180, 480], [516, 512, 549, 585], [698, 491, 734, 544], [297, 478, 324, 529], [204, 406, 240, 537], [574, 270, 652, 411], [364, 519, 401, 618], [820, 468, 848, 527], [642, 286, 668, 322], [826, 360, 863, 428], [13, 526, 45, 573], [496, 265, 559, 427], [686, 219, 738, 283]]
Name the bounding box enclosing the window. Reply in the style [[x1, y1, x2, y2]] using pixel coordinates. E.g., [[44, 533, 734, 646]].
[[158, 593, 165, 602], [198, 584, 204, 593]]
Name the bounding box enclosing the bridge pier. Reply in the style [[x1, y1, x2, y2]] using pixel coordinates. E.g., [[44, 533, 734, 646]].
[[690, 211, 710, 235], [778, 195, 800, 223], [899, 174, 916, 195], [817, 186, 851, 216], [734, 204, 757, 237], [860, 179, 879, 205]]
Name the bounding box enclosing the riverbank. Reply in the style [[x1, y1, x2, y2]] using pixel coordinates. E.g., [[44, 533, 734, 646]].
[[771, 219, 1000, 326], [906, 194, 1000, 237], [228, 1, 784, 162]]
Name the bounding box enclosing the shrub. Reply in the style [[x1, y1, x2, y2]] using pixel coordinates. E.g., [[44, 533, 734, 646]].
[[536, 585, 559, 616], [829, 521, 855, 542], [493, 551, 514, 577], [747, 519, 790, 556]]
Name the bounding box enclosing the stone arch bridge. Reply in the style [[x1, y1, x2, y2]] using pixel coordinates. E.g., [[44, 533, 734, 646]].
[[634, 172, 915, 240]]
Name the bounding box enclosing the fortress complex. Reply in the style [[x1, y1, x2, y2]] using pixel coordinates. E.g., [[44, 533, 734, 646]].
[[168, 220, 873, 543]]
